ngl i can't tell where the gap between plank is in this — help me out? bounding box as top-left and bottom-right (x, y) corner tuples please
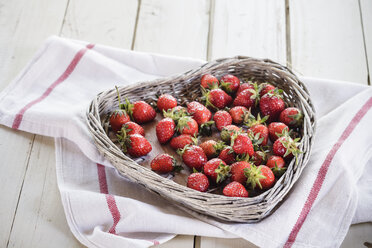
(6, 134), (36, 248)
(285, 0), (292, 69)
(131, 0), (142, 50)
(59, 0), (71, 36)
(358, 0), (371, 86)
(206, 0), (215, 61)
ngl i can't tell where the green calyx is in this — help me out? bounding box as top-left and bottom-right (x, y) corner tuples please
(215, 162), (231, 183)
(117, 127), (131, 153)
(247, 130), (264, 149)
(201, 87), (219, 111)
(171, 158), (184, 173)
(288, 111), (303, 126)
(271, 162), (287, 178)
(280, 136), (302, 164)
(176, 116), (193, 133)
(163, 107), (188, 122)
(247, 82), (261, 106)
(213, 141), (226, 154)
(200, 121), (214, 136)
(265, 87), (284, 99)
(244, 165), (266, 190)
(122, 97), (134, 120)
(243, 113), (268, 128)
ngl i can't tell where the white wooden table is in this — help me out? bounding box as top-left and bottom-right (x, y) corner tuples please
(0, 0), (371, 247)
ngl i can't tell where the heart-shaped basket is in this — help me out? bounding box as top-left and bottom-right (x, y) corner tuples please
(86, 56), (316, 223)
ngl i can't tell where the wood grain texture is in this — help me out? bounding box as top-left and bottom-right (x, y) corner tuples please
(7, 136), (84, 248)
(209, 0), (286, 64)
(360, 0), (372, 84)
(133, 0), (210, 60)
(60, 0), (138, 48)
(200, 237), (258, 248)
(0, 0), (68, 247)
(289, 0), (368, 84)
(340, 223), (372, 248)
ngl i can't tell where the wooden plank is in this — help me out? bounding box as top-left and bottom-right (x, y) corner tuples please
(60, 0), (138, 48)
(360, 0), (372, 84)
(341, 223), (372, 248)
(200, 237), (258, 248)
(7, 136), (84, 248)
(157, 235), (195, 248)
(133, 0), (210, 60)
(209, 0), (287, 64)
(289, 0), (368, 84)
(0, 0), (68, 247)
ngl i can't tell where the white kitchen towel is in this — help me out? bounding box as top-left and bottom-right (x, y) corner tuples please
(0, 36), (371, 248)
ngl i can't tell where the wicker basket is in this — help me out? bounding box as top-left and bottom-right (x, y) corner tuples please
(86, 56), (316, 223)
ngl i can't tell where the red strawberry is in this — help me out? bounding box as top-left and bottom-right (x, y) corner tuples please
(199, 140), (225, 159)
(218, 147), (236, 165)
(110, 109), (130, 132)
(118, 134), (152, 157)
(229, 106), (249, 124)
(279, 107), (303, 127)
(259, 90), (285, 122)
(203, 158), (230, 183)
(266, 155), (286, 177)
(151, 154), (181, 173)
(187, 173), (209, 192)
(178, 145), (207, 170)
(259, 83), (276, 97)
(177, 116), (198, 136)
(236, 82), (253, 95)
(232, 134), (254, 156)
(213, 110), (232, 131)
(156, 118), (175, 144)
(157, 94), (177, 112)
(170, 134), (195, 150)
(223, 181), (248, 197)
(273, 136), (301, 161)
(220, 125), (241, 143)
(230, 161), (251, 184)
(268, 122), (288, 142)
(233, 89), (258, 109)
(244, 164), (268, 189)
(205, 89), (232, 109)
(258, 165), (275, 189)
(248, 124), (269, 146)
(121, 121), (145, 136)
(220, 74), (240, 94)
(125, 100), (156, 124)
(252, 150), (267, 166)
(187, 101), (212, 125)
(201, 74), (219, 89)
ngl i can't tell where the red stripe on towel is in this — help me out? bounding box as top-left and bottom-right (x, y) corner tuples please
(12, 43), (95, 129)
(284, 97), (372, 247)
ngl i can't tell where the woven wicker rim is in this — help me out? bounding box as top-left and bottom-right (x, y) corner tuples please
(86, 56), (316, 223)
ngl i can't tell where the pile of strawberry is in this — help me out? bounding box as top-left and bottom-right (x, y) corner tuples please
(109, 74), (303, 198)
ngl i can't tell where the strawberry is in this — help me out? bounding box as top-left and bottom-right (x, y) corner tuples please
(201, 74), (219, 89)
(248, 124), (268, 146)
(231, 133), (254, 156)
(245, 165), (275, 189)
(220, 125), (241, 143)
(118, 133), (152, 157)
(218, 147), (236, 165)
(157, 94), (177, 112)
(177, 116), (198, 136)
(273, 136), (301, 162)
(125, 99), (156, 124)
(233, 88), (258, 109)
(203, 158), (230, 183)
(236, 82), (253, 95)
(259, 83), (276, 97)
(199, 140), (225, 159)
(110, 109), (130, 132)
(268, 122), (288, 142)
(178, 145), (207, 170)
(259, 89), (285, 122)
(220, 74), (240, 94)
(213, 110), (232, 131)
(170, 134), (196, 150)
(121, 121), (145, 136)
(204, 88), (232, 110)
(252, 150), (268, 166)
(230, 161), (251, 184)
(279, 107), (303, 127)
(187, 173), (210, 192)
(163, 106), (187, 121)
(187, 101), (212, 125)
(266, 155), (286, 177)
(151, 154), (181, 173)
(156, 118), (175, 144)
(229, 106), (249, 124)
(223, 181), (248, 197)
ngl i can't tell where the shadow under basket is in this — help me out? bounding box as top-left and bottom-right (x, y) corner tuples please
(86, 56), (316, 223)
